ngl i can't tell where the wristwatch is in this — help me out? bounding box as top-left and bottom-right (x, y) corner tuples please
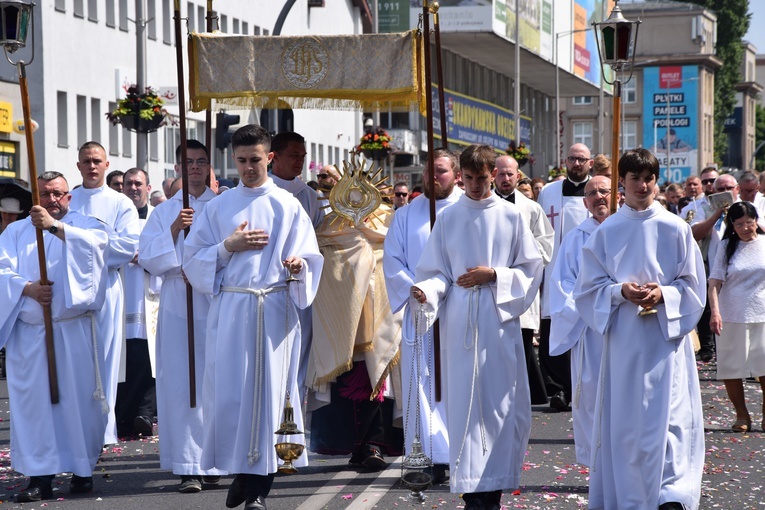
(48, 221), (59, 234)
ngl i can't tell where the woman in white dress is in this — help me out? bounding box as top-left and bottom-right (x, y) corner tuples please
(709, 201), (765, 433)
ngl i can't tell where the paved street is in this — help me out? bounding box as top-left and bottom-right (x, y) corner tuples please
(0, 360), (762, 509)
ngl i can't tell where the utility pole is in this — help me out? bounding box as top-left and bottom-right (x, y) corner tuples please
(136, 0), (148, 170)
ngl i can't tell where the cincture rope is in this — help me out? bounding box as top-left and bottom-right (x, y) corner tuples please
(59, 311), (108, 414)
(221, 285), (287, 465)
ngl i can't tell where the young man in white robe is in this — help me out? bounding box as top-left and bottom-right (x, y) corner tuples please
(69, 141), (140, 445)
(383, 148), (462, 483)
(412, 144), (543, 510)
(183, 125), (323, 510)
(138, 140), (224, 493)
(0, 172), (109, 502)
(536, 143), (592, 411)
(573, 148), (706, 510)
(548, 175), (616, 466)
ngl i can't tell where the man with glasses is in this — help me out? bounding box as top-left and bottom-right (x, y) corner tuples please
(690, 173), (739, 363)
(4, 172), (110, 502)
(549, 175), (618, 467)
(536, 143), (593, 412)
(70, 142), (140, 446)
(392, 182), (409, 209)
(139, 139), (224, 493)
(680, 167), (717, 222)
(317, 165), (341, 190)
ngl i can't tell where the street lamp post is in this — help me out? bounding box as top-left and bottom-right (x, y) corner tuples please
(592, 0), (640, 213)
(0, 0), (59, 403)
(555, 28), (591, 171)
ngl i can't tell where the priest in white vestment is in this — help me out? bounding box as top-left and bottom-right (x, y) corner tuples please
(383, 148), (462, 481)
(139, 140), (224, 493)
(536, 143), (592, 411)
(412, 145), (542, 510)
(549, 175), (615, 467)
(573, 149), (705, 510)
(183, 125), (323, 510)
(0, 173), (109, 503)
(70, 142), (140, 445)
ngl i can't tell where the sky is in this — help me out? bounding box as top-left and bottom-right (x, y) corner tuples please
(745, 5), (764, 55)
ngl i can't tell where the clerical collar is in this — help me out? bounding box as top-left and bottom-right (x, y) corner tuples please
(137, 203), (149, 219)
(494, 188), (514, 203)
(562, 176), (590, 197)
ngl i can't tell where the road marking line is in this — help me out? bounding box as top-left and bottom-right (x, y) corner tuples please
(294, 468), (362, 510)
(344, 457), (402, 510)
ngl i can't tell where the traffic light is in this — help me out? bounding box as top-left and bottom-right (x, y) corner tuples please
(216, 112), (240, 150)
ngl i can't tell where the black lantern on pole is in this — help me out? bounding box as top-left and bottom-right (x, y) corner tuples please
(0, 0), (34, 57)
(592, 0), (640, 214)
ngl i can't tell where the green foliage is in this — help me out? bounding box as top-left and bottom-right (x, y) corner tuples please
(686, 0), (751, 163)
(755, 102), (765, 170)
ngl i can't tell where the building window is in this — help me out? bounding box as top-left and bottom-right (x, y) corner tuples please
(253, 24), (260, 35)
(88, 0), (97, 21)
(55, 0), (66, 12)
(163, 0), (171, 44)
(147, 0), (157, 39)
(123, 128), (133, 157)
(623, 79), (637, 104)
(242, 21), (248, 34)
(573, 122), (593, 148)
(262, 28), (269, 35)
(108, 101), (119, 155)
(573, 96), (592, 105)
(220, 14), (227, 33)
(74, 0), (84, 18)
(106, 0), (115, 27)
(90, 98), (101, 143)
(233, 18), (239, 34)
(165, 127), (180, 165)
(150, 131), (159, 161)
(187, 2), (195, 32)
(621, 120), (637, 151)
(119, 0), (128, 31)
(76, 95), (87, 148)
(197, 5), (204, 32)
(57, 92), (68, 148)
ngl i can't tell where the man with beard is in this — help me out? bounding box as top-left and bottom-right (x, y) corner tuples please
(536, 143), (592, 412)
(494, 155), (553, 405)
(1, 172), (109, 502)
(549, 175), (617, 466)
(383, 148), (462, 482)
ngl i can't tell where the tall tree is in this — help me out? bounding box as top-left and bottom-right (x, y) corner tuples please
(687, 0), (751, 163)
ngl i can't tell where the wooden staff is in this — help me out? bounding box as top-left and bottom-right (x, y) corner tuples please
(422, 5), (442, 403)
(433, 5), (448, 146)
(19, 62), (59, 404)
(174, 0), (197, 408)
(609, 79), (622, 214)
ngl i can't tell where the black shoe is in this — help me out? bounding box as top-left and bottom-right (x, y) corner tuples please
(550, 391), (571, 412)
(462, 492), (488, 510)
(133, 415), (155, 436)
(70, 474), (94, 494)
(179, 475), (202, 493)
(659, 503), (686, 510)
(226, 474), (247, 508)
(361, 445), (387, 470)
(696, 350), (714, 363)
(431, 464), (449, 485)
(202, 475), (221, 487)
(245, 494), (267, 510)
(17, 477), (54, 503)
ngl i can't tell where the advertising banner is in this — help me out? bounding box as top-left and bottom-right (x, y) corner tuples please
(430, 85), (532, 150)
(410, 1), (492, 32)
(642, 65), (699, 184)
(493, 0), (553, 60)
(572, 0), (614, 88)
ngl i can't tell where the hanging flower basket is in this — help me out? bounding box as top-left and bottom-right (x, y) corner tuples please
(506, 141), (533, 167)
(357, 127), (393, 160)
(105, 85), (176, 134)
